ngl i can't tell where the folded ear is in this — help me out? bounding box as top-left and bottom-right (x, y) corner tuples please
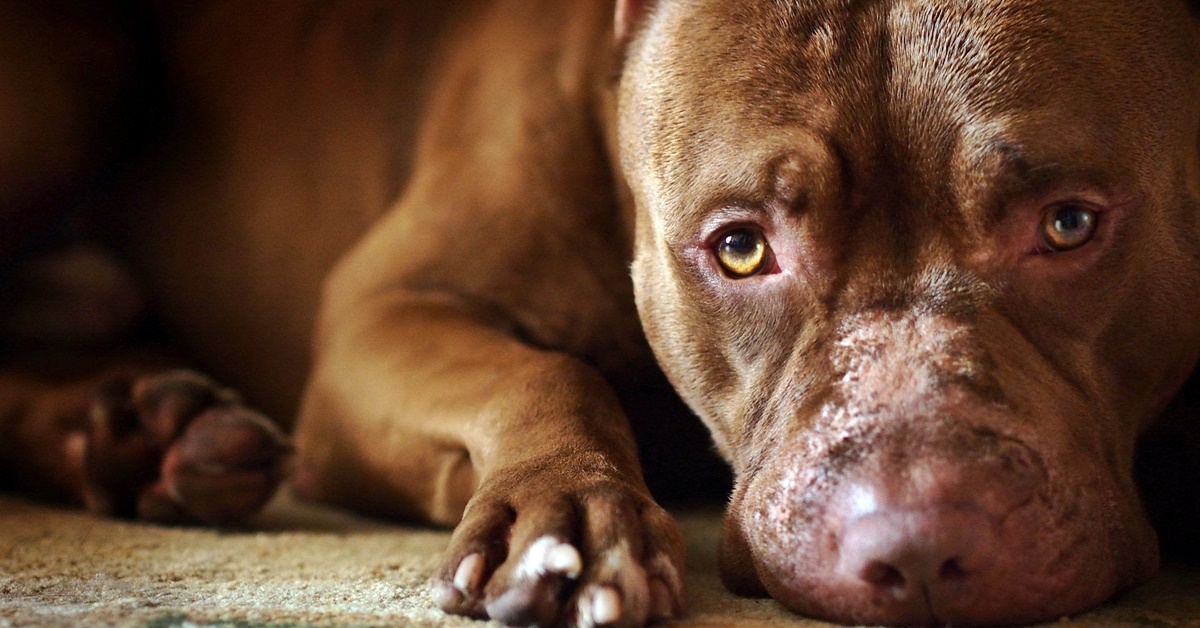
(615, 0), (652, 46)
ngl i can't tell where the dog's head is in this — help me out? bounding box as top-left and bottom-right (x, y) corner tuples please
(616, 0), (1200, 624)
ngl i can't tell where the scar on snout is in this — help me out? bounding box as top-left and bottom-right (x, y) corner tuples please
(515, 535), (583, 581)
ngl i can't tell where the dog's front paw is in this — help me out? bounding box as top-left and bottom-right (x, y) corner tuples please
(82, 370), (291, 526)
(430, 457), (686, 627)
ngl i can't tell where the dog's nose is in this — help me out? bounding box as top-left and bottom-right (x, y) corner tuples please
(837, 506), (995, 606)
(741, 426), (1157, 626)
(829, 450), (1044, 622)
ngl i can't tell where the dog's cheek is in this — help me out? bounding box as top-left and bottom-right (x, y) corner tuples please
(718, 485), (770, 597)
(631, 252), (742, 452)
(729, 448), (845, 615)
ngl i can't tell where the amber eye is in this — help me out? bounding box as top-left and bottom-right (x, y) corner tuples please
(1041, 204), (1097, 252)
(715, 229), (771, 277)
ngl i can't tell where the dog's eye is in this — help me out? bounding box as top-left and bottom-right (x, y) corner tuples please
(1040, 204), (1097, 252)
(715, 229), (771, 277)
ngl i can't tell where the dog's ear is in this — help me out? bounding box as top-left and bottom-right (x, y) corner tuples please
(615, 0), (654, 46)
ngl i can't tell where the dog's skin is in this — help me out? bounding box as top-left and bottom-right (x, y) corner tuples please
(1, 0), (1199, 626)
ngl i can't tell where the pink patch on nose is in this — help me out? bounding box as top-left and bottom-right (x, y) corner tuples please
(837, 507), (996, 610)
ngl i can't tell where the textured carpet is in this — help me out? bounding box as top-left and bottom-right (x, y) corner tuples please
(1, 491), (1198, 628)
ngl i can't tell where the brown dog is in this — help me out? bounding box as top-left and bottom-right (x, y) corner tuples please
(2, 0), (1199, 626)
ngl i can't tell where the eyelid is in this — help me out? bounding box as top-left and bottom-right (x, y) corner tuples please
(702, 219), (771, 252)
(698, 206), (771, 242)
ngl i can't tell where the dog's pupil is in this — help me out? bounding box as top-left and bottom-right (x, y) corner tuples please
(1053, 206), (1095, 238)
(1041, 206), (1095, 252)
(725, 232), (758, 255)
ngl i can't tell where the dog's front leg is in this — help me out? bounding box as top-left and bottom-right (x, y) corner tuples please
(294, 288), (684, 626)
(290, 4), (683, 622)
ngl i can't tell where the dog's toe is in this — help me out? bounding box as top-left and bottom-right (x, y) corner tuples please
(569, 494), (686, 627)
(431, 467), (686, 627)
(82, 369), (290, 526)
(434, 494), (581, 624)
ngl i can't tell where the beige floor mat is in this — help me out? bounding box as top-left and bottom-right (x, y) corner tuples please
(1, 492), (1198, 627)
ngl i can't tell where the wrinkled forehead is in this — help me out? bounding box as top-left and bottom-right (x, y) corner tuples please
(618, 0), (1197, 231)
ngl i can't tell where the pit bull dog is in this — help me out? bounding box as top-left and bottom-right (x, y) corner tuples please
(1, 0), (1199, 626)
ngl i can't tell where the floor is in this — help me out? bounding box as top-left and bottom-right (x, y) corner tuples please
(1, 491), (1198, 627)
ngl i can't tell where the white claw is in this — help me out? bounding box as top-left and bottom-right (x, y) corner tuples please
(453, 553), (485, 594)
(649, 578), (674, 619)
(647, 552), (683, 598)
(516, 536), (583, 580)
(546, 543), (583, 578)
(63, 432), (87, 471)
(590, 586), (622, 626)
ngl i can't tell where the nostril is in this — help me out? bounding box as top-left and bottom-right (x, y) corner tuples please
(857, 557), (968, 592)
(862, 561), (907, 591)
(938, 557), (968, 583)
(838, 506), (998, 601)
